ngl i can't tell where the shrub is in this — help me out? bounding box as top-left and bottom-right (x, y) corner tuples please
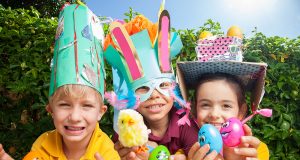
(0, 6), (299, 159)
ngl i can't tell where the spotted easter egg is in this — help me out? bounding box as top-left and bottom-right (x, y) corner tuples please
(220, 117), (245, 147)
(198, 124), (223, 153)
(149, 145), (170, 160)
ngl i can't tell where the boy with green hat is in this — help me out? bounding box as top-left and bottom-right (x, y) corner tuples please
(0, 3), (120, 160)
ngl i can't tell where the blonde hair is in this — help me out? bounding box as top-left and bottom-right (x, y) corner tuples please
(49, 84), (103, 105)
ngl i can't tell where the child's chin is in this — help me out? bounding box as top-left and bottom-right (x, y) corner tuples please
(62, 133), (88, 142)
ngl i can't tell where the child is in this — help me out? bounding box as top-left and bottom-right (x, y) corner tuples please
(1, 3), (120, 160)
(176, 31), (269, 159)
(103, 10), (198, 159)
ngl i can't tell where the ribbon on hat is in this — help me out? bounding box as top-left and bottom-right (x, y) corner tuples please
(169, 83), (191, 126)
(110, 22), (144, 81)
(158, 10), (171, 73)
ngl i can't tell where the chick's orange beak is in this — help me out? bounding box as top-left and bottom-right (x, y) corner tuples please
(128, 119), (135, 126)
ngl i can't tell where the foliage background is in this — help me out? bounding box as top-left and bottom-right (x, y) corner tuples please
(0, 4), (299, 160)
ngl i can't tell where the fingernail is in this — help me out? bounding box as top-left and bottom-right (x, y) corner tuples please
(169, 155), (174, 160)
(234, 148), (239, 153)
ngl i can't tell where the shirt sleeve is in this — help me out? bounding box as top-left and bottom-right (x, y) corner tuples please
(257, 142), (269, 160)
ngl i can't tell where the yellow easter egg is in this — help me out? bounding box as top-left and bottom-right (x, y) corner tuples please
(227, 26), (243, 39)
(199, 31), (213, 39)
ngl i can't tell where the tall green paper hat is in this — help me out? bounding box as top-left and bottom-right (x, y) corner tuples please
(49, 3), (105, 97)
(104, 10), (182, 99)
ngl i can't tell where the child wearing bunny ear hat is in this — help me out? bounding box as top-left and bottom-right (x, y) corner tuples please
(104, 10), (198, 159)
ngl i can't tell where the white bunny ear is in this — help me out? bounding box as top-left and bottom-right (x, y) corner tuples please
(109, 22), (144, 81)
(157, 10), (171, 73)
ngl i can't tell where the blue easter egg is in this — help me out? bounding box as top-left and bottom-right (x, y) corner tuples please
(198, 124), (223, 153)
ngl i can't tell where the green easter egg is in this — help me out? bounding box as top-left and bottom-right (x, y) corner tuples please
(149, 145), (170, 160)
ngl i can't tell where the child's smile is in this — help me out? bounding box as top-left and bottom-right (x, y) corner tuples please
(48, 86), (105, 144)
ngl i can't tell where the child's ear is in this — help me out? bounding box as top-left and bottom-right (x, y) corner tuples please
(238, 103), (248, 120)
(46, 104), (52, 113)
(46, 104), (53, 117)
(98, 105), (107, 121)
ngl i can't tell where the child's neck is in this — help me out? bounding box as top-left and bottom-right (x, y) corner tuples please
(62, 140), (89, 159)
(147, 115), (170, 138)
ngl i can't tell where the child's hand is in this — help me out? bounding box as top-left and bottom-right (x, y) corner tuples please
(114, 141), (149, 160)
(223, 124), (260, 160)
(188, 142), (223, 160)
(170, 154), (187, 160)
(0, 144), (14, 160)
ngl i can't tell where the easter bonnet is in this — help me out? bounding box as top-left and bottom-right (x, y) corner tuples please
(176, 27), (267, 112)
(49, 2), (106, 97)
(103, 9), (191, 128)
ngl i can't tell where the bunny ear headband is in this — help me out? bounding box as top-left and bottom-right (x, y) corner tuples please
(104, 10), (191, 126)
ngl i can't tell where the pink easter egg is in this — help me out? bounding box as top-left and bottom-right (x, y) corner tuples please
(220, 117), (244, 147)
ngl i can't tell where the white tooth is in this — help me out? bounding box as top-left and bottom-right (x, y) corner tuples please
(68, 127), (82, 131)
(149, 105), (161, 109)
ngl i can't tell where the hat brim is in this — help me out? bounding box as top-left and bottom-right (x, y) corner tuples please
(176, 61), (267, 111)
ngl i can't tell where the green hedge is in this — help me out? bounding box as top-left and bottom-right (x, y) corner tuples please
(0, 6), (299, 159)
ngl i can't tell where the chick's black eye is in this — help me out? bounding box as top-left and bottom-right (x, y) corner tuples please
(121, 120), (124, 124)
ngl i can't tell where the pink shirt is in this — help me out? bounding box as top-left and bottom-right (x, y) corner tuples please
(148, 107), (198, 155)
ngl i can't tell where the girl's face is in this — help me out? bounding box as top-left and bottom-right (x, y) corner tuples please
(47, 85), (107, 145)
(196, 80), (245, 130)
(136, 82), (174, 124)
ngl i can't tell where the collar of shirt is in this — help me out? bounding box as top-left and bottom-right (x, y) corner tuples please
(41, 123), (102, 159)
(148, 107), (180, 144)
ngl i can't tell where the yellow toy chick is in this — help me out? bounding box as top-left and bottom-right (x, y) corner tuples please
(118, 109), (150, 152)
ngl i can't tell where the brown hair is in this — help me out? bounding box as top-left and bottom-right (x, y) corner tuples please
(192, 73), (247, 117)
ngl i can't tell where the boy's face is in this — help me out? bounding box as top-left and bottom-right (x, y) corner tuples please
(47, 85), (107, 145)
(195, 80), (245, 130)
(136, 82), (174, 123)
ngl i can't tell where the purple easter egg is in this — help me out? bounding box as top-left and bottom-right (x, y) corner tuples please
(220, 118), (244, 147)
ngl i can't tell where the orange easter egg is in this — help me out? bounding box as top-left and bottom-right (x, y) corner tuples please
(227, 26), (243, 39)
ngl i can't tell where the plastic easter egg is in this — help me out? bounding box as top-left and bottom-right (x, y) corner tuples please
(220, 117), (245, 147)
(199, 31), (213, 40)
(198, 124), (223, 153)
(227, 25), (243, 39)
(149, 145), (170, 160)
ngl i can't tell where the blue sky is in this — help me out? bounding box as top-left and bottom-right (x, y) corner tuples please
(86, 0), (300, 39)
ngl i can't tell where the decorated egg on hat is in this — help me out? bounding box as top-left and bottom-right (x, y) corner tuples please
(198, 31), (213, 40)
(227, 25), (243, 39)
(149, 145), (170, 160)
(198, 124), (223, 153)
(220, 117), (245, 147)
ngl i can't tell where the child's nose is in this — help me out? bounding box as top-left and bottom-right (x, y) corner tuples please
(210, 107), (221, 119)
(148, 89), (161, 99)
(68, 108), (82, 122)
